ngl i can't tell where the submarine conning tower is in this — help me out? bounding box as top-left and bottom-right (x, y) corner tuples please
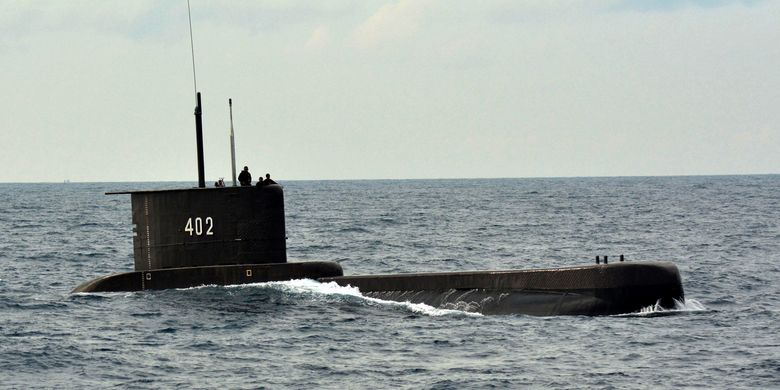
(108, 184), (287, 271)
(110, 91), (287, 271)
(72, 92), (342, 294)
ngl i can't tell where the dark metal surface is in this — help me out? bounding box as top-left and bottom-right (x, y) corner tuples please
(195, 92), (205, 188)
(323, 262), (684, 316)
(72, 261), (343, 293)
(131, 185), (286, 270)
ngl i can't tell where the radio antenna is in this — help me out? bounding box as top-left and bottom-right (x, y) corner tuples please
(187, 0), (198, 97)
(187, 1), (205, 187)
(229, 99), (237, 186)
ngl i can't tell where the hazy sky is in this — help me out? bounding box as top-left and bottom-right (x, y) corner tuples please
(1, 0), (778, 182)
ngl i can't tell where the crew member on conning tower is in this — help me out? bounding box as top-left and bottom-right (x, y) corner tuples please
(238, 166), (252, 186)
(263, 173), (277, 185)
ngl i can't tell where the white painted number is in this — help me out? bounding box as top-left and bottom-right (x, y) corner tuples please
(206, 217), (214, 235)
(195, 217), (202, 235)
(185, 217), (214, 236)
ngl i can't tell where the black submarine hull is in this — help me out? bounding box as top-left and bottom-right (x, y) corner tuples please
(322, 261), (684, 316)
(72, 258), (683, 316)
(71, 261), (343, 293)
(72, 185), (685, 315)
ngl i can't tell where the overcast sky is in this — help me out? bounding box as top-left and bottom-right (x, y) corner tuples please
(1, 0), (778, 182)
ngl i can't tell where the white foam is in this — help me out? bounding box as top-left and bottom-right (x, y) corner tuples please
(218, 279), (483, 317)
(622, 298), (707, 317)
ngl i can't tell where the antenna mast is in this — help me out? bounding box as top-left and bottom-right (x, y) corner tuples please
(188, 0), (205, 188)
(187, 0), (198, 97)
(229, 99), (237, 186)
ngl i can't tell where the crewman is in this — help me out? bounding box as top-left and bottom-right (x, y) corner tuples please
(238, 166), (252, 186)
(263, 173), (277, 185)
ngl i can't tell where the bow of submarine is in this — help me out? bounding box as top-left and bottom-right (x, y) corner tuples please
(319, 261), (684, 316)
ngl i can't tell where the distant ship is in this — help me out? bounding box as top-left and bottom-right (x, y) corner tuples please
(72, 92), (685, 316)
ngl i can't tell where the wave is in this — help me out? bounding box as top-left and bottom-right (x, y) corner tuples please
(184, 279), (482, 318)
(616, 298), (707, 317)
(336, 227), (371, 233)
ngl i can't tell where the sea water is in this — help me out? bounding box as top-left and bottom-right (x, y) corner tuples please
(1, 176), (778, 388)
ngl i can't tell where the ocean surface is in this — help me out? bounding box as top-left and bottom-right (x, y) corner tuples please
(1, 176), (778, 389)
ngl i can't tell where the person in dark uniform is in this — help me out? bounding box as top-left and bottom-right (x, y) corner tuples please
(263, 173), (277, 185)
(238, 166), (252, 186)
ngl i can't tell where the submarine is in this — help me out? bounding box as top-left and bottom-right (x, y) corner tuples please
(72, 92), (685, 316)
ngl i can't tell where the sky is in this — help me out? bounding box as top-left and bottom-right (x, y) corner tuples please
(1, 0), (778, 182)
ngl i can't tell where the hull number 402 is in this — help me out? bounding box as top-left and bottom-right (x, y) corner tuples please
(185, 217), (214, 236)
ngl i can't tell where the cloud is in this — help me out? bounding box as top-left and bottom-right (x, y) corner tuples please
(487, 0), (611, 23)
(353, 0), (434, 49)
(304, 26), (331, 50)
(0, 1), (184, 52)
(609, 0), (765, 12)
